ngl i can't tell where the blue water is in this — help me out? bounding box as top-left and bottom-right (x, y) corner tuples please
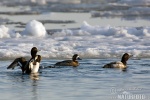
(0, 59), (150, 100)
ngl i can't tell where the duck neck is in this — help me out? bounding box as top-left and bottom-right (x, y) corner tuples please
(72, 58), (77, 62)
(121, 59), (127, 65)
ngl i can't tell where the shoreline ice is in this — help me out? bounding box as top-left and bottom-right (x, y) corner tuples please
(0, 20), (149, 59)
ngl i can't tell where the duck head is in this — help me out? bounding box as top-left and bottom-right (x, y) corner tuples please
(121, 53), (133, 65)
(72, 54), (82, 61)
(31, 47), (38, 59)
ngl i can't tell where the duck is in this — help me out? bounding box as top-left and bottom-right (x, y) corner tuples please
(54, 54), (82, 67)
(7, 47), (41, 74)
(103, 53), (133, 69)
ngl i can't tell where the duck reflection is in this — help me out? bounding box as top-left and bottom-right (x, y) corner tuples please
(30, 73), (40, 80)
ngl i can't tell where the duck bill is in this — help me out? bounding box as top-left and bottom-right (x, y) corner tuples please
(77, 57), (82, 60)
(129, 54), (133, 58)
(37, 49), (41, 52)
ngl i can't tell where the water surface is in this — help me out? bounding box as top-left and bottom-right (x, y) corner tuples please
(1, 59), (150, 100)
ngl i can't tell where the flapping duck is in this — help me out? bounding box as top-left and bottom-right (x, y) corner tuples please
(7, 47), (41, 74)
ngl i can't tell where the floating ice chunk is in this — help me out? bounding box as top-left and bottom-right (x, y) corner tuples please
(118, 0), (150, 6)
(0, 25), (19, 38)
(22, 20), (47, 37)
(143, 29), (150, 37)
(0, 25), (11, 38)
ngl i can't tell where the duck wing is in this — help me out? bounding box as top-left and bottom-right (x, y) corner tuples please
(55, 60), (72, 66)
(7, 57), (26, 69)
(103, 61), (123, 68)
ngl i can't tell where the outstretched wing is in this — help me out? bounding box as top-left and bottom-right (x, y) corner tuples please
(7, 57), (26, 69)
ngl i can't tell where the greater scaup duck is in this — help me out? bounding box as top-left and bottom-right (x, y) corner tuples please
(103, 53), (133, 69)
(7, 47), (41, 74)
(54, 54), (82, 67)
